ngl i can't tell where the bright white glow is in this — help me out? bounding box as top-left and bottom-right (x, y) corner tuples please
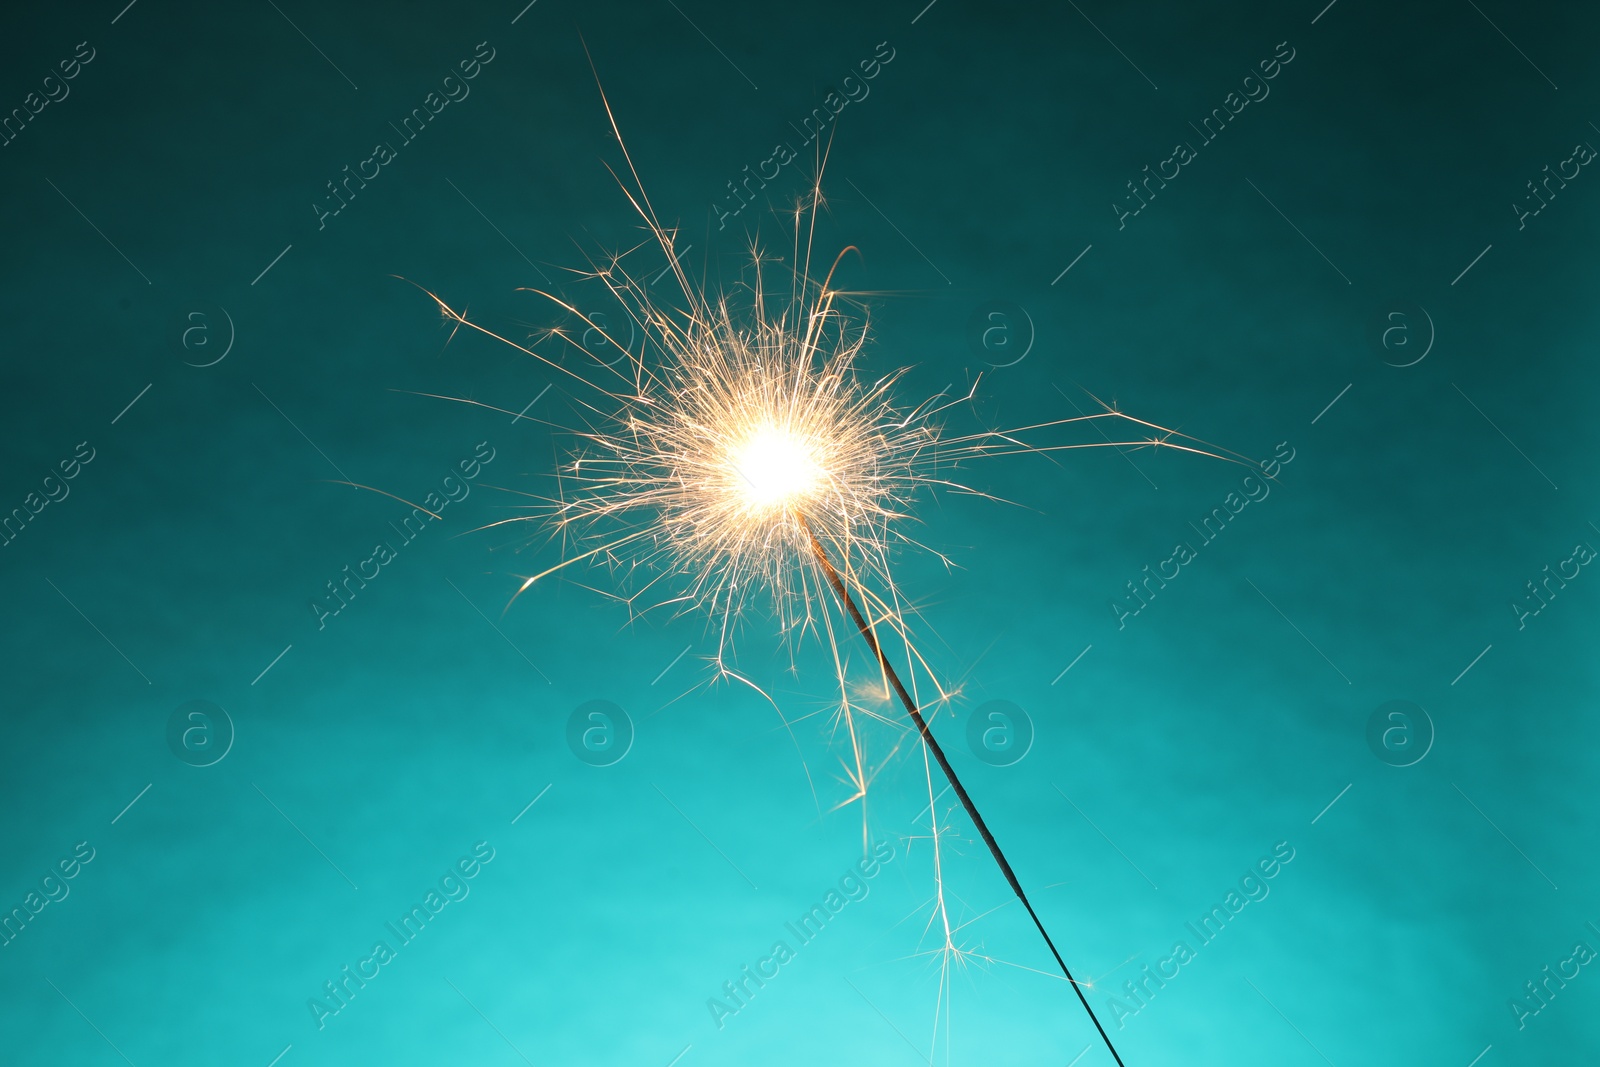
(731, 424), (821, 510)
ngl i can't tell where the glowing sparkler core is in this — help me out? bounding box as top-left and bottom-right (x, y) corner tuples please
(728, 422), (824, 513)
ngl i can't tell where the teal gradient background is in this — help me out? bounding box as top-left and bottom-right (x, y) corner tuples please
(1, 0), (1597, 1064)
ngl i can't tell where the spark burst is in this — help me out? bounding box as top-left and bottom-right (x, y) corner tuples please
(418, 70), (1255, 1066)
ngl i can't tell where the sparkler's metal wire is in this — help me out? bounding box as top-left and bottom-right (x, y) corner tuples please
(800, 513), (1128, 1067)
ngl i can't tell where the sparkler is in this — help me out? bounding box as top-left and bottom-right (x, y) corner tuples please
(418, 67), (1256, 1065)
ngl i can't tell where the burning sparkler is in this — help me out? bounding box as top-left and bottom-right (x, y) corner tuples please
(417, 67), (1257, 1066)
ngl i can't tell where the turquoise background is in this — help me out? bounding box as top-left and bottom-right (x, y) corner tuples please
(1, 0), (1597, 1063)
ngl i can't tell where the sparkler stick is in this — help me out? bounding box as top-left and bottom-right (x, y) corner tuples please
(412, 195), (1246, 1061)
(800, 514), (1127, 1067)
(406, 54), (1261, 1060)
